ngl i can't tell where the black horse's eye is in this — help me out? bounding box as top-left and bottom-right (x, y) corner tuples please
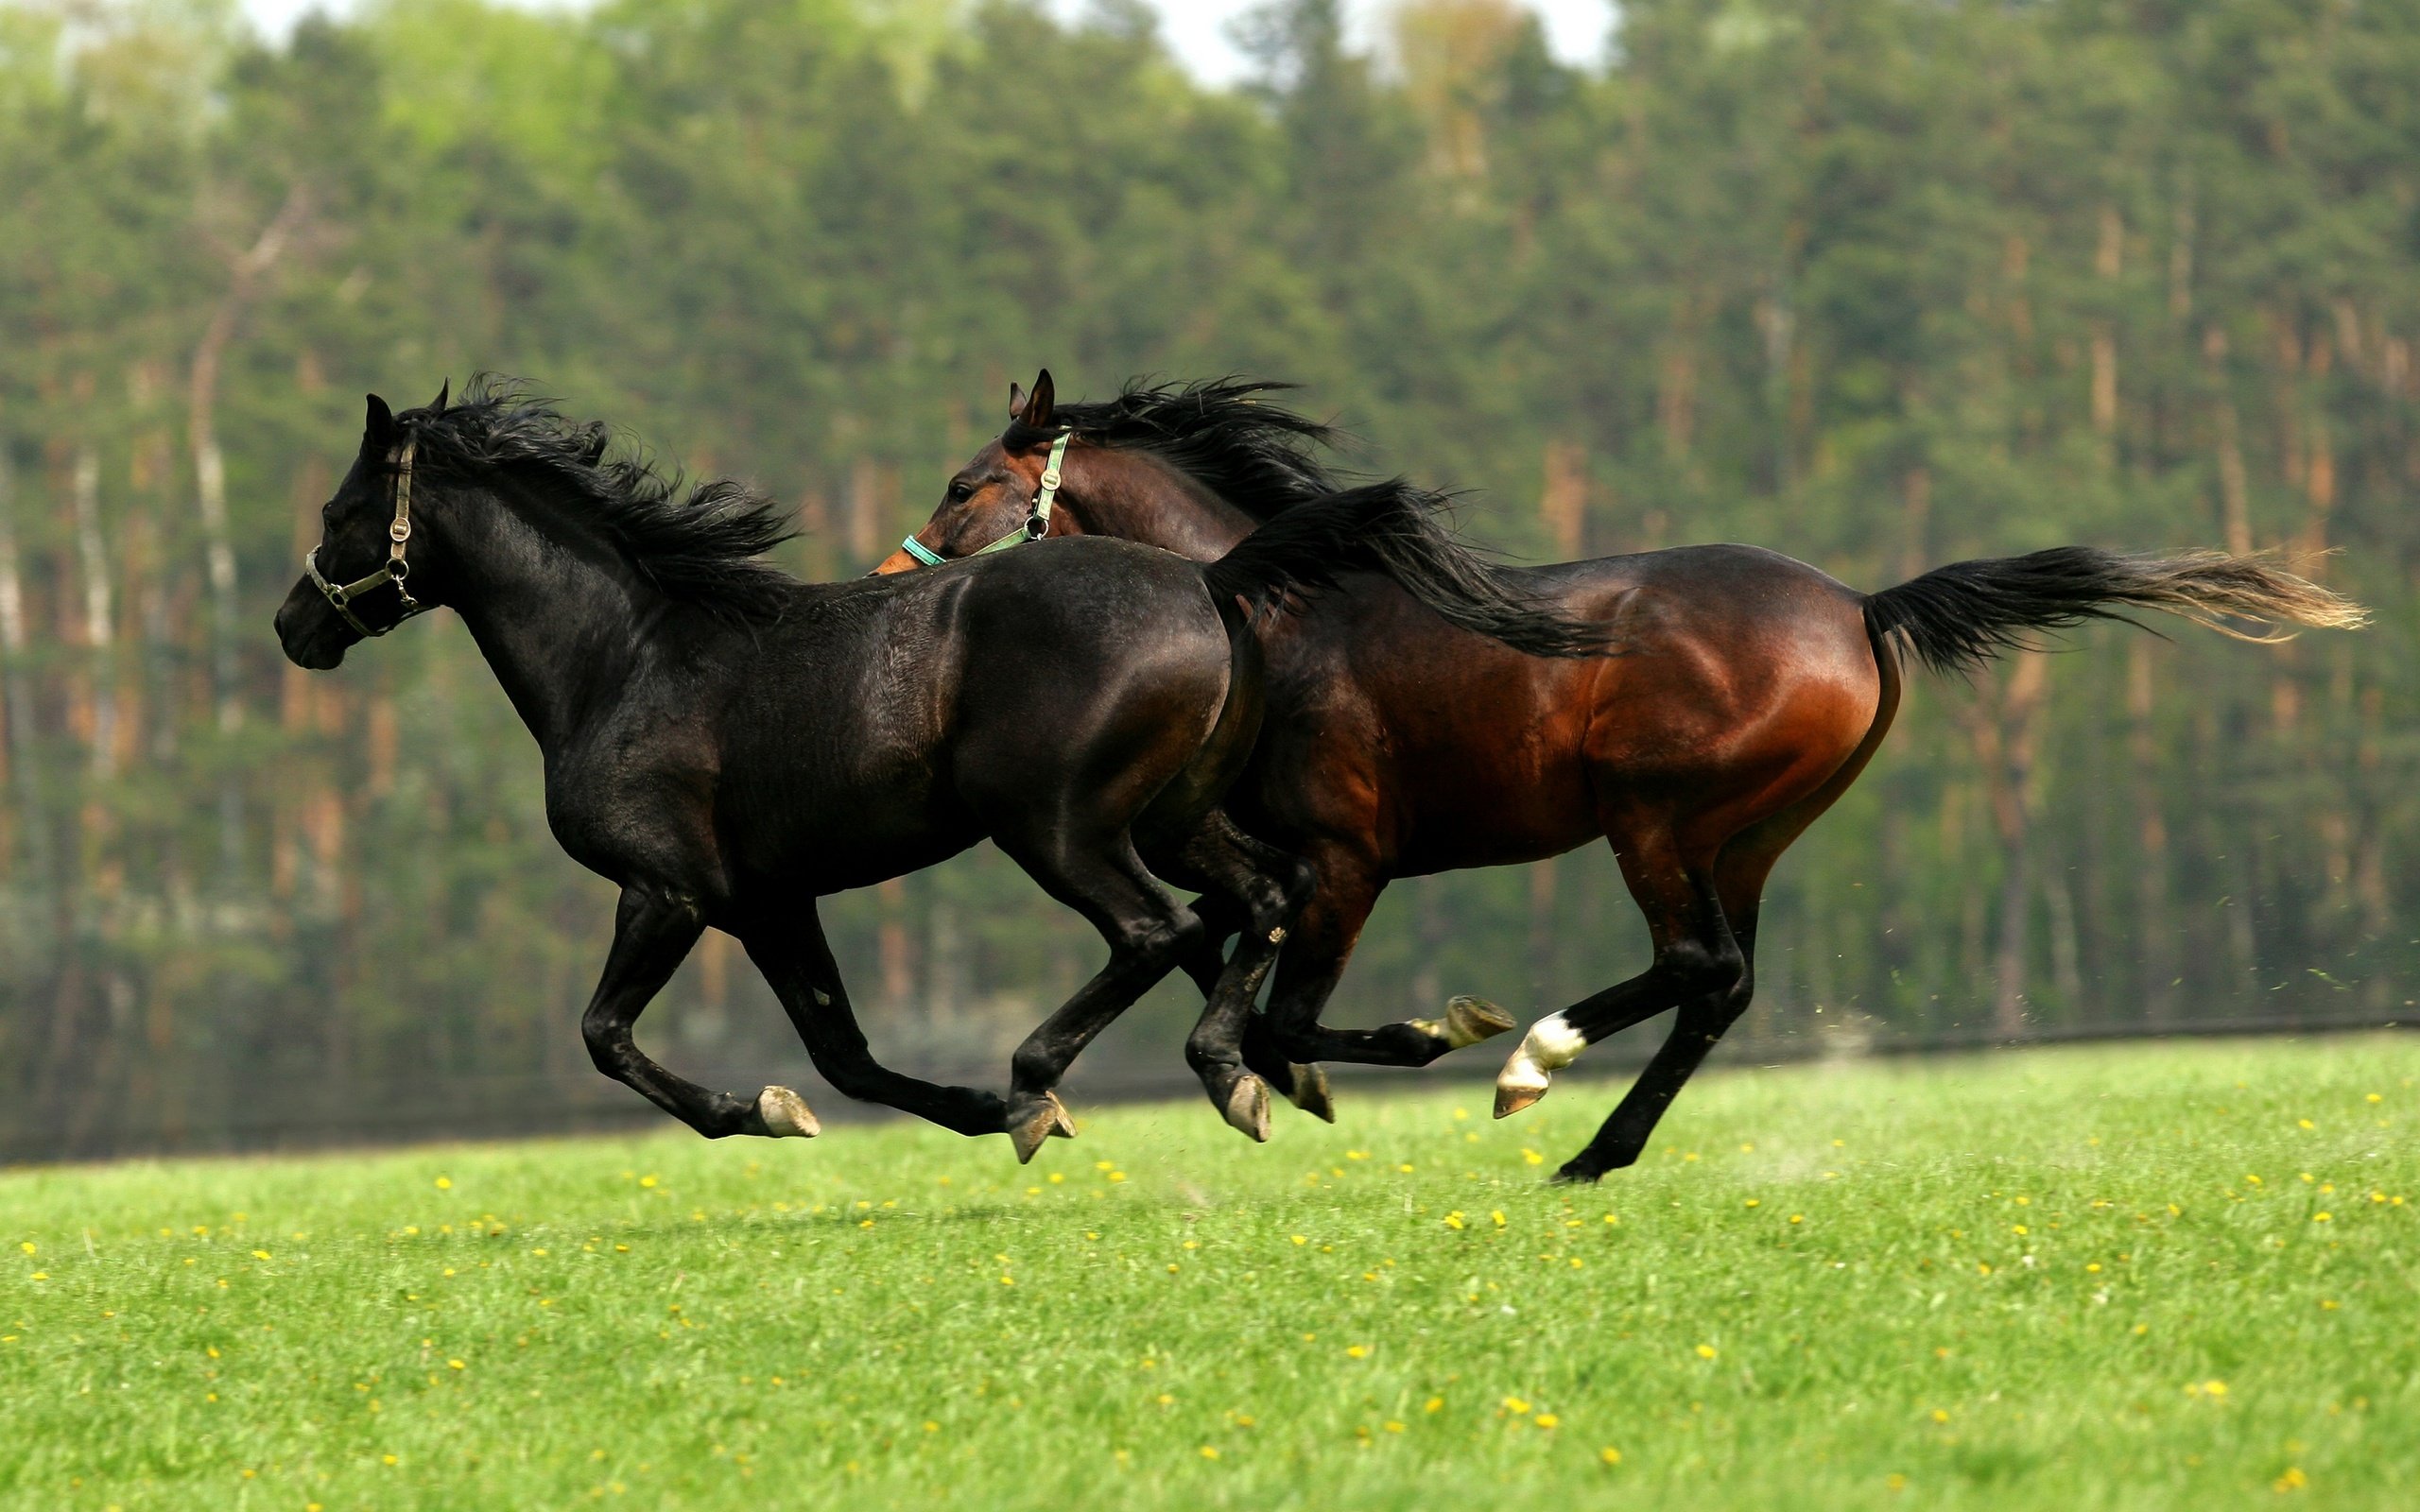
(945, 481), (973, 505)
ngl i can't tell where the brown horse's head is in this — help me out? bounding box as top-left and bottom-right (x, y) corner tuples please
(874, 370), (1072, 573)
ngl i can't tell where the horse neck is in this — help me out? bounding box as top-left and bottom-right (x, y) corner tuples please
(431, 470), (664, 751)
(1065, 449), (1260, 559)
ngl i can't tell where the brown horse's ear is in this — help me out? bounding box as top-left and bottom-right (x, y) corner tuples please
(1007, 380), (1027, 421)
(1017, 369), (1055, 430)
(427, 379), (450, 415)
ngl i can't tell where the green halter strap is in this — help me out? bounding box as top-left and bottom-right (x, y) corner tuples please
(898, 428), (1071, 567)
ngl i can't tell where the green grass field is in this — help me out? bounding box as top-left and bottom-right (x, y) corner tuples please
(3, 1038), (2414, 1511)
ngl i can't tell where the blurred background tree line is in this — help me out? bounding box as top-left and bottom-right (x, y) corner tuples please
(3, 0), (2414, 1159)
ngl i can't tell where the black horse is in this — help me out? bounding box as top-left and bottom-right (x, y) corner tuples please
(274, 383), (1596, 1156)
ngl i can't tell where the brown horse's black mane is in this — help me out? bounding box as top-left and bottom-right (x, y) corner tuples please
(1003, 377), (1348, 523)
(403, 378), (796, 621)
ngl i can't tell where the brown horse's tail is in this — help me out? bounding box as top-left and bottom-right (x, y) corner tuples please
(1200, 479), (1616, 657)
(1863, 546), (2366, 677)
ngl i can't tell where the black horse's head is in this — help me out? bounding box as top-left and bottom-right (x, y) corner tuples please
(276, 387), (455, 669)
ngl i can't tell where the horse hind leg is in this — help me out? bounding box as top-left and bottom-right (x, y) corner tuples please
(1147, 809), (1315, 1141)
(1549, 633), (1905, 1180)
(1492, 826), (1743, 1122)
(993, 826), (1205, 1162)
(1170, 865), (1337, 1124)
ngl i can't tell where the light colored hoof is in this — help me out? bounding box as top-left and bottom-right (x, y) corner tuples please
(756, 1085), (820, 1138)
(1409, 995), (1517, 1051)
(1288, 1063), (1337, 1124)
(1494, 1061), (1549, 1119)
(1010, 1092), (1071, 1164)
(1494, 1013), (1582, 1117)
(1221, 1074), (1272, 1143)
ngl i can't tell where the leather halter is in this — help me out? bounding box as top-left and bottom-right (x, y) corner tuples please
(898, 429), (1072, 567)
(305, 436), (430, 637)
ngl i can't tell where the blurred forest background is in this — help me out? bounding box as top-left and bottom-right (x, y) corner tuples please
(4, 0), (2415, 1160)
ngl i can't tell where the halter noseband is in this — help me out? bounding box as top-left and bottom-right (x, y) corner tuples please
(305, 436), (431, 638)
(898, 429), (1072, 568)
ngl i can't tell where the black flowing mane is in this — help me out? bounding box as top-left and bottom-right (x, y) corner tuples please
(1003, 377), (1349, 522)
(402, 379), (796, 621)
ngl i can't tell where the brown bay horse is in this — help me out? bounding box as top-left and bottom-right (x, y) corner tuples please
(881, 375), (2365, 1182)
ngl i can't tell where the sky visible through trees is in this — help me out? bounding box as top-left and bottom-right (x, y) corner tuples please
(3, 0), (2414, 1160)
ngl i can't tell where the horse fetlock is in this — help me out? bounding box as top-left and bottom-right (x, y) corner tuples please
(1494, 1013), (1584, 1119)
(753, 1085), (820, 1139)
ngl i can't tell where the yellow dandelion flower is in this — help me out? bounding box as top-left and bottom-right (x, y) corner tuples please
(1346, 1345), (1369, 1359)
(2367, 1093), (2382, 1104)
(1599, 1447), (1623, 1466)
(2313, 1212), (2332, 1224)
(923, 1421), (940, 1433)
(1503, 1396), (1531, 1415)
(15, 1243), (29, 1255)
(1930, 1409), (1949, 1423)
(2298, 1120), (2314, 1130)
(1744, 1198), (1760, 1209)
(1887, 1473), (1908, 1491)
(1789, 1214), (1804, 1224)
(1443, 1212), (1465, 1230)
(1425, 1397), (1444, 1413)
(382, 1454), (399, 1466)
(1491, 1211), (1508, 1228)
(1199, 1446), (1219, 1460)
(2204, 1380), (2227, 1397)
(1290, 1235), (1307, 1246)
(1695, 1344), (1718, 1360)
(1534, 1414), (1561, 1429)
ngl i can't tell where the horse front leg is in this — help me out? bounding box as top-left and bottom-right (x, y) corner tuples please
(580, 884), (797, 1140)
(740, 907), (1008, 1138)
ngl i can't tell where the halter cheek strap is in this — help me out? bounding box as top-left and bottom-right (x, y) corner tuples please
(898, 429), (1071, 567)
(305, 436), (432, 637)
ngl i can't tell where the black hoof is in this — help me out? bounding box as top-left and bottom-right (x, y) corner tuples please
(1549, 1161), (1604, 1186)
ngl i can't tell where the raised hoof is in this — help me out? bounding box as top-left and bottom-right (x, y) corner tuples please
(1287, 1063), (1338, 1124)
(755, 1085), (821, 1139)
(1008, 1092), (1071, 1164)
(1409, 995), (1518, 1052)
(1221, 1074), (1272, 1143)
(1049, 1099), (1078, 1138)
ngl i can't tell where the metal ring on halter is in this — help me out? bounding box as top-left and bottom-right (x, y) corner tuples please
(895, 429), (1072, 567)
(304, 435), (433, 638)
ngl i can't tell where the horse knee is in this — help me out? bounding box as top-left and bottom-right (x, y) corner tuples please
(580, 1012), (631, 1075)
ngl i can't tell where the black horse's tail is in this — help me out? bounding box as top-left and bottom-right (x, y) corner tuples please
(1199, 479), (1614, 657)
(1864, 546), (2366, 677)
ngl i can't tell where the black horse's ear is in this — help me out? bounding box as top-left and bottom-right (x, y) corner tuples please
(1017, 369), (1055, 429)
(365, 393), (396, 443)
(428, 379), (450, 415)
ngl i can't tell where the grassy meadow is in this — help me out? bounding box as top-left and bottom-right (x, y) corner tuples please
(2, 1037), (2415, 1510)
